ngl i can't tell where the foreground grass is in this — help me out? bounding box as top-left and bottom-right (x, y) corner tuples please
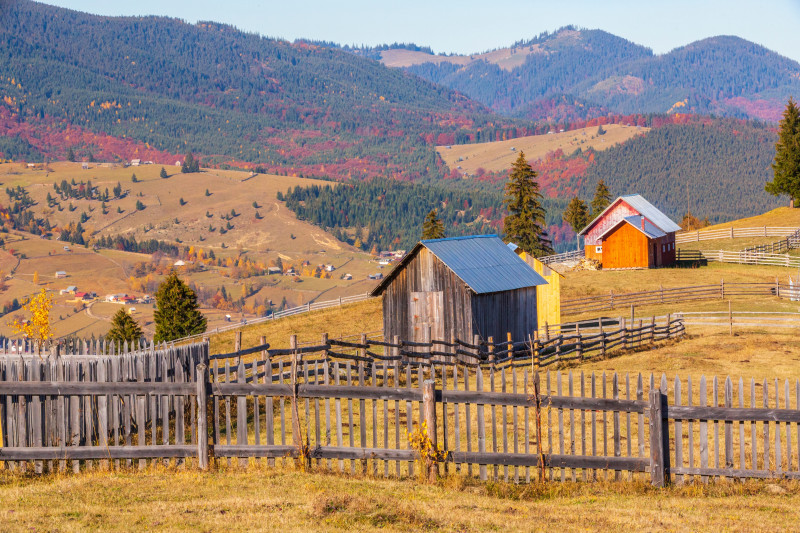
(1, 466), (799, 532)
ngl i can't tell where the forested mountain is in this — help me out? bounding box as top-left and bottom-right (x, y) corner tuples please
(371, 28), (800, 123)
(0, 0), (524, 179)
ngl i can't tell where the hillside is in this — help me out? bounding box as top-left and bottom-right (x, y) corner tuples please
(0, 163), (385, 339)
(377, 28), (800, 122)
(0, 0), (527, 181)
(436, 123), (648, 175)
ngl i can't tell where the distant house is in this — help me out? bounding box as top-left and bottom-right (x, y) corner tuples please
(267, 266), (282, 275)
(342, 273), (353, 281)
(81, 162), (89, 170)
(60, 285), (78, 295)
(370, 235), (548, 344)
(130, 159), (141, 166)
(324, 264), (335, 272)
(173, 260), (186, 267)
(578, 194), (681, 269)
(367, 273), (383, 280)
(55, 271), (67, 279)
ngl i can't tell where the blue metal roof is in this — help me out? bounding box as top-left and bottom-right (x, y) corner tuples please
(619, 195), (681, 233)
(420, 235), (548, 294)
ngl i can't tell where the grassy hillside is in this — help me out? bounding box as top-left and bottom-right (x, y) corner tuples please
(1, 468), (799, 532)
(436, 124), (647, 175)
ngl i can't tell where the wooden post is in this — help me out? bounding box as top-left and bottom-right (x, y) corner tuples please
(487, 336), (495, 365)
(630, 305), (635, 331)
(730, 227), (734, 239)
(600, 320), (606, 359)
(544, 323), (550, 342)
(196, 364), (209, 470)
(507, 332), (513, 359)
(307, 302), (311, 313)
(720, 278), (724, 299)
(619, 316), (626, 350)
(729, 300), (733, 336)
(576, 324), (583, 362)
(422, 379), (437, 483)
(660, 285), (664, 304)
(610, 290), (614, 310)
(234, 331), (242, 354)
(649, 389), (669, 487)
(532, 330), (540, 369)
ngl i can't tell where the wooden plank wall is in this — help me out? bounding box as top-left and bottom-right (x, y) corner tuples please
(602, 222), (650, 269)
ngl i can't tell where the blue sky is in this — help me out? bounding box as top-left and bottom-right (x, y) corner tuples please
(42, 0), (800, 62)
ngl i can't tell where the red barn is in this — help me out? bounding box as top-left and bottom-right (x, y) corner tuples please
(578, 194), (681, 269)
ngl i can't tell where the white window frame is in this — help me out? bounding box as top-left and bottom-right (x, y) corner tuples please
(595, 245), (602, 254)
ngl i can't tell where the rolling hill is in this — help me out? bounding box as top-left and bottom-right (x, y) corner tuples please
(368, 28), (800, 122)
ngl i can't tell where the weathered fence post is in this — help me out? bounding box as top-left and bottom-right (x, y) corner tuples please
(610, 290), (614, 310)
(720, 278), (725, 299)
(648, 389), (669, 487)
(196, 363), (210, 470)
(234, 331), (242, 354)
(576, 324), (583, 362)
(422, 379), (437, 483)
(729, 301), (733, 336)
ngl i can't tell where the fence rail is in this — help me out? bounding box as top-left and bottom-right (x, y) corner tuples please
(539, 249), (585, 265)
(677, 311), (800, 329)
(677, 249), (800, 268)
(675, 226), (800, 244)
(740, 229), (800, 255)
(561, 281), (792, 316)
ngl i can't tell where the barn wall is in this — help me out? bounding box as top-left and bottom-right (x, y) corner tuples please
(381, 247), (473, 343)
(602, 223), (650, 268)
(584, 200), (639, 246)
(519, 252), (560, 328)
(471, 286), (538, 344)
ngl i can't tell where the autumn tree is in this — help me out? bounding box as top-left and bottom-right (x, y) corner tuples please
(766, 97), (800, 205)
(562, 197), (589, 234)
(153, 272), (207, 342)
(106, 308), (144, 347)
(502, 152), (552, 257)
(590, 179), (613, 216)
(10, 288), (53, 348)
(421, 209), (445, 240)
(181, 152), (200, 173)
(32, 270), (39, 286)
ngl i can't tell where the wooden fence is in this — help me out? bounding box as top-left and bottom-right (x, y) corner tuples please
(561, 281), (785, 316)
(675, 226), (800, 244)
(740, 229), (800, 255)
(539, 249), (585, 265)
(676, 249), (800, 268)
(677, 311), (800, 330)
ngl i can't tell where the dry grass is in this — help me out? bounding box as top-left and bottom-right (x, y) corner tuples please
(436, 124), (647, 175)
(700, 207), (800, 230)
(0, 466), (799, 531)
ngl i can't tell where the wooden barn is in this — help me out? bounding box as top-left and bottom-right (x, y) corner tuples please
(507, 243), (562, 331)
(370, 235), (548, 345)
(578, 194), (681, 269)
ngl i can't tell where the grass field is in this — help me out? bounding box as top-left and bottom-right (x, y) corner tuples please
(436, 124), (648, 175)
(698, 207), (800, 230)
(0, 467), (798, 532)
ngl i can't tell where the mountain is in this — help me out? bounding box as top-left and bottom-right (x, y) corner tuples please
(367, 28), (800, 123)
(0, 0), (526, 180)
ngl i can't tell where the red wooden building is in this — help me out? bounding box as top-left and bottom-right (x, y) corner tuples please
(578, 194), (681, 269)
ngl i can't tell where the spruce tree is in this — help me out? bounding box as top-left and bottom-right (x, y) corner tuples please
(160, 167), (168, 179)
(106, 308), (144, 347)
(766, 97), (800, 205)
(153, 272), (207, 342)
(590, 179), (613, 216)
(502, 152), (552, 257)
(181, 152), (200, 173)
(562, 197), (589, 233)
(421, 209), (445, 240)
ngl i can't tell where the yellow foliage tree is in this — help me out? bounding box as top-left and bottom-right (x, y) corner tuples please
(32, 270), (39, 285)
(10, 289), (53, 347)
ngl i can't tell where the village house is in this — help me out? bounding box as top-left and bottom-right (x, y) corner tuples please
(370, 235), (548, 344)
(59, 285), (78, 295)
(578, 194), (681, 269)
(54, 270), (67, 279)
(267, 266), (282, 275)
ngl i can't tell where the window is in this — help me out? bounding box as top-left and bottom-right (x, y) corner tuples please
(595, 245), (602, 254)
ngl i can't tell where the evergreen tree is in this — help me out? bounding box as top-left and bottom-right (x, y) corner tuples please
(421, 209), (445, 239)
(66, 147), (75, 162)
(160, 167), (168, 178)
(153, 271), (207, 342)
(590, 179), (613, 216)
(106, 308), (144, 347)
(181, 152), (200, 173)
(562, 196), (589, 233)
(502, 152), (552, 257)
(766, 97), (800, 205)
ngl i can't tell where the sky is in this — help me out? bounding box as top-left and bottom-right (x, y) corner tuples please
(40, 0), (800, 62)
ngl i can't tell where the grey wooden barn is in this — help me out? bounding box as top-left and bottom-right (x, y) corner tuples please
(370, 235), (548, 345)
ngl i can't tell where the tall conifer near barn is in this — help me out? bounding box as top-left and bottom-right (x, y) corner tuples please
(106, 308), (144, 347)
(766, 97), (800, 205)
(181, 152), (200, 173)
(502, 152), (552, 257)
(421, 209), (445, 239)
(562, 197), (589, 233)
(153, 271), (207, 342)
(590, 179), (613, 216)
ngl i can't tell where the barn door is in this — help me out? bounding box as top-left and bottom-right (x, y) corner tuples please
(410, 291), (444, 346)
